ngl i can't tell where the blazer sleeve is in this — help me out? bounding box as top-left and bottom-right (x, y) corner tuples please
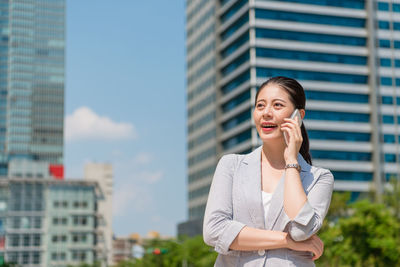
(203, 154), (246, 255)
(283, 169), (334, 241)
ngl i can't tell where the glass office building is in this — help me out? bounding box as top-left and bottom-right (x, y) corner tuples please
(182, 0), (400, 234)
(0, 0), (65, 176)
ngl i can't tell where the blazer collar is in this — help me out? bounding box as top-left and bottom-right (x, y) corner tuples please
(240, 145), (312, 229)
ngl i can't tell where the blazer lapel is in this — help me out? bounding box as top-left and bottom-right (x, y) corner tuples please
(266, 153), (312, 230)
(239, 146), (265, 228)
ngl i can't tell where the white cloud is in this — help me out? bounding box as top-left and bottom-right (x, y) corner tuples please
(65, 106), (136, 142)
(112, 169), (164, 216)
(133, 153), (153, 165)
(139, 171), (163, 184)
(113, 185), (153, 216)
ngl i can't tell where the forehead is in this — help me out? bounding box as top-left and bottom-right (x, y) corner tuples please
(257, 83), (290, 101)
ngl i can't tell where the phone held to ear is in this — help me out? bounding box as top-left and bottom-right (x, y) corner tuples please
(284, 109), (303, 146)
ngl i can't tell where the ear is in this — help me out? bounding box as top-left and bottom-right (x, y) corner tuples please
(299, 109), (305, 120)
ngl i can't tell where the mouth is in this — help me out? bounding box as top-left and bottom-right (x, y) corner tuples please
(260, 122), (278, 132)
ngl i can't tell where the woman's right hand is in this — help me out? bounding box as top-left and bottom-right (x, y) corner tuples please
(286, 234), (324, 260)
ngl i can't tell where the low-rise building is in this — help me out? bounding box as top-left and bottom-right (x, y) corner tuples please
(0, 177), (106, 266)
(112, 237), (135, 264)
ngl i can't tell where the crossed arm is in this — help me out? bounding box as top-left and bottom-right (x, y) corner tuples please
(203, 155), (334, 257)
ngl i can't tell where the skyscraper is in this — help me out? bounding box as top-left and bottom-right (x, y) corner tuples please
(0, 1), (112, 265)
(182, 0), (400, 235)
(0, 0), (65, 176)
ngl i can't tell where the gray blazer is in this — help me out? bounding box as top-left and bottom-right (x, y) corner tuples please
(203, 146), (334, 267)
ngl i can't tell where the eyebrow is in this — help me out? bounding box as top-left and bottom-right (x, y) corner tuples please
(256, 98), (287, 103)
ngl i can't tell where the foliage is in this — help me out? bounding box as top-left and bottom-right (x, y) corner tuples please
(67, 262), (101, 267)
(317, 192), (400, 267)
(0, 263), (18, 267)
(115, 184), (400, 267)
(115, 235), (217, 267)
(384, 176), (400, 220)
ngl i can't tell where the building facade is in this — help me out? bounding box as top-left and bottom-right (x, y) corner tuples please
(0, 178), (103, 266)
(112, 237), (135, 264)
(84, 163), (113, 266)
(0, 0), (65, 176)
(183, 0), (400, 234)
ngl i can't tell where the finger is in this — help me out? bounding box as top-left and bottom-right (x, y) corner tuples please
(285, 119), (302, 140)
(282, 124), (301, 143)
(282, 121), (300, 135)
(284, 117), (300, 127)
(309, 237), (322, 260)
(281, 127), (296, 145)
(283, 118), (302, 131)
(313, 242), (323, 260)
(311, 247), (321, 261)
(295, 121), (302, 139)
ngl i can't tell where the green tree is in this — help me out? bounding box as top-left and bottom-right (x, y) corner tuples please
(318, 199), (400, 267)
(384, 176), (400, 220)
(128, 236), (216, 267)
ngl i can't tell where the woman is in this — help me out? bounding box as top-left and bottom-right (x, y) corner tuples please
(203, 76), (334, 266)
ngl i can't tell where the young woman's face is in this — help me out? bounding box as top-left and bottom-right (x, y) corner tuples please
(253, 83), (295, 143)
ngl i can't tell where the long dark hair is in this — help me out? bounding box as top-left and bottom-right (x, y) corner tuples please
(255, 76), (312, 165)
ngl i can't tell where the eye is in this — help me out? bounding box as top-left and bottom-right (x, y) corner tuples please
(256, 103), (265, 108)
(274, 103), (284, 107)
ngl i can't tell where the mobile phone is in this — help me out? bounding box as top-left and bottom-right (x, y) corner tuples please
(284, 109), (303, 145)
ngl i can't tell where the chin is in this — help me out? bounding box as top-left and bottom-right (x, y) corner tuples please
(260, 134), (284, 144)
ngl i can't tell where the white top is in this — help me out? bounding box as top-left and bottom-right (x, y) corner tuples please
(261, 191), (273, 220)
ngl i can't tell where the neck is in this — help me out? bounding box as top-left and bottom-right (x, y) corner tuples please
(261, 141), (287, 169)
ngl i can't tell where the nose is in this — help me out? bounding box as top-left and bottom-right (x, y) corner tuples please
(263, 106), (272, 117)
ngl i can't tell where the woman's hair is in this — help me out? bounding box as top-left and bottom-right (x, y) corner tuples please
(255, 76), (312, 165)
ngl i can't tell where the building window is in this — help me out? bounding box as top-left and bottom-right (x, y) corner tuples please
(33, 234), (41, 246)
(34, 217), (41, 228)
(22, 252), (29, 264)
(53, 217), (68, 225)
(73, 216), (88, 225)
(12, 218), (21, 229)
(72, 251), (86, 261)
(73, 201), (88, 209)
(33, 252), (40, 264)
(52, 235), (67, 243)
(72, 233), (87, 243)
(8, 252), (18, 263)
(23, 235), (30, 246)
(10, 235), (19, 247)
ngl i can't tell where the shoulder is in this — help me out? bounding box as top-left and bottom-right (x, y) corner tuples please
(310, 165), (334, 184)
(217, 153), (243, 168)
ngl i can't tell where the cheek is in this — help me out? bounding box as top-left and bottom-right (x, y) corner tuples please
(253, 110), (260, 123)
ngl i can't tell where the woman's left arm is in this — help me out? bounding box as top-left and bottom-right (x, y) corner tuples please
(281, 117), (334, 241)
(283, 169), (334, 241)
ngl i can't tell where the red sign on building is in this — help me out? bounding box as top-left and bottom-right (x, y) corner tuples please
(49, 164), (64, 180)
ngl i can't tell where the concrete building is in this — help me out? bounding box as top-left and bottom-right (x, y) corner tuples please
(84, 163), (113, 266)
(112, 237), (135, 264)
(182, 0), (400, 235)
(0, 178), (104, 266)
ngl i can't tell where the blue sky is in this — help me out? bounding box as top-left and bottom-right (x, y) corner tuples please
(65, 1), (186, 237)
